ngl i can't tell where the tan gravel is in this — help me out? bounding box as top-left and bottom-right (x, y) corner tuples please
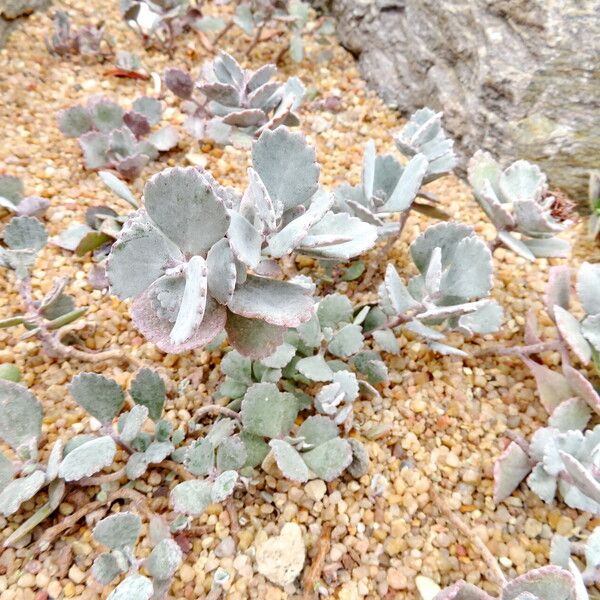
(1, 2), (600, 600)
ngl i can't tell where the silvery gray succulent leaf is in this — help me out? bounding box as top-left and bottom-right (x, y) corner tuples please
(0, 381), (43, 451)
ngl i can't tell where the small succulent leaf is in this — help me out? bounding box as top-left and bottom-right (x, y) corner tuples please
(58, 436), (116, 482)
(132, 96), (162, 126)
(130, 368), (166, 422)
(328, 324), (364, 358)
(381, 153), (428, 212)
(206, 419), (237, 448)
(211, 470), (238, 503)
(93, 512), (142, 549)
(457, 301), (503, 335)
(544, 265), (571, 320)
(261, 342), (296, 369)
(297, 415), (338, 446)
(523, 237), (570, 258)
(89, 99), (124, 132)
(296, 312), (322, 347)
(241, 432), (270, 468)
(4, 216), (47, 251)
(428, 341), (468, 357)
(372, 329), (400, 354)
(347, 439), (370, 478)
(252, 127), (319, 211)
(314, 382), (344, 415)
(126, 453), (148, 480)
(92, 553), (123, 585)
(123, 110), (151, 138)
(549, 398), (591, 432)
(432, 581), (493, 600)
(206, 238), (237, 305)
(560, 451), (600, 505)
(0, 381), (43, 450)
(333, 370), (359, 401)
(577, 262), (600, 316)
(582, 315), (600, 352)
(0, 451), (14, 488)
(106, 574), (153, 600)
(362, 140), (376, 199)
(317, 294), (353, 328)
(170, 255), (208, 346)
(549, 535), (571, 569)
(227, 211), (262, 268)
(0, 470), (45, 517)
(146, 538), (183, 580)
(439, 236), (493, 299)
(144, 441), (173, 463)
(554, 306), (592, 364)
(117, 153), (149, 180)
(247, 64), (277, 91)
(269, 440), (309, 482)
(58, 104), (94, 138)
(106, 212), (182, 299)
(69, 372), (125, 423)
(164, 68), (195, 99)
(497, 231), (536, 261)
(184, 439), (215, 477)
(225, 311), (285, 359)
(502, 565), (574, 600)
(241, 383), (298, 438)
(468, 150), (502, 197)
(410, 222), (472, 273)
(584, 528), (600, 569)
(171, 479), (213, 516)
(148, 126), (179, 151)
(198, 82), (240, 106)
(384, 264), (419, 315)
(296, 354), (334, 382)
(523, 359), (573, 413)
(222, 108), (267, 127)
(499, 160), (546, 204)
(14, 196), (49, 218)
(424, 246), (442, 296)
(228, 275), (314, 328)
(79, 131), (110, 169)
(493, 441), (532, 503)
(221, 350), (253, 384)
(303, 437), (352, 481)
(526, 464), (557, 504)
(216, 435), (247, 472)
(119, 405), (149, 444)
(143, 167), (230, 256)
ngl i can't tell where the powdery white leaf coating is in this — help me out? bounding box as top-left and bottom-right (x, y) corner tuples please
(269, 440), (309, 482)
(362, 140), (376, 199)
(549, 398), (591, 433)
(0, 470), (45, 517)
(130, 368), (166, 422)
(563, 365), (600, 420)
(164, 67), (194, 99)
(328, 324), (364, 358)
(577, 262), (600, 316)
(4, 216), (47, 251)
(457, 301), (504, 335)
(184, 439), (214, 477)
(296, 354), (334, 382)
(384, 264), (419, 315)
(559, 451), (600, 507)
(303, 437), (352, 481)
(211, 470), (238, 503)
(107, 574), (153, 600)
(498, 231), (536, 262)
(372, 329), (400, 354)
(381, 153), (428, 212)
(333, 370), (360, 402)
(216, 436), (247, 472)
(225, 311), (285, 359)
(69, 372), (125, 424)
(93, 512), (142, 549)
(582, 314), (600, 352)
(228, 211), (262, 268)
(317, 294), (353, 328)
(143, 167), (230, 256)
(261, 342), (296, 369)
(523, 359), (573, 413)
(119, 405), (149, 444)
(58, 105), (93, 137)
(146, 538), (183, 581)
(523, 237), (570, 258)
(501, 565), (575, 600)
(493, 441), (532, 503)
(99, 170), (138, 208)
(410, 222), (473, 273)
(148, 126), (179, 151)
(171, 479), (213, 516)
(92, 553), (123, 585)
(89, 99), (124, 132)
(0, 452), (14, 488)
(544, 265), (572, 321)
(297, 415), (338, 447)
(0, 381), (43, 450)
(554, 306), (592, 365)
(241, 383), (298, 439)
(296, 313), (322, 347)
(206, 238), (236, 305)
(431, 580), (493, 600)
(58, 436), (117, 482)
(252, 127), (319, 211)
(585, 528), (600, 568)
(228, 275), (314, 328)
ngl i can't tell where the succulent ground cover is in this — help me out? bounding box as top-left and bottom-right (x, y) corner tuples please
(0, 2), (598, 600)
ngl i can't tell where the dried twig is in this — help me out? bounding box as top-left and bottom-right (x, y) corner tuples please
(302, 524), (332, 599)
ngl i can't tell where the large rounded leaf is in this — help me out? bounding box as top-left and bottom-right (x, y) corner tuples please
(225, 311), (285, 359)
(228, 275), (314, 328)
(0, 381), (42, 450)
(143, 167), (230, 256)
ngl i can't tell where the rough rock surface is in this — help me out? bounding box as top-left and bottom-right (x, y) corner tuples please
(0, 0), (50, 48)
(321, 0), (600, 201)
(255, 522), (306, 587)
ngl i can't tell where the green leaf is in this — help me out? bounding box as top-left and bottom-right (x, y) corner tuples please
(302, 437), (352, 481)
(296, 354), (333, 382)
(92, 553), (124, 585)
(211, 470), (238, 502)
(99, 171), (138, 209)
(130, 368), (166, 422)
(0, 451), (14, 488)
(225, 311), (285, 360)
(241, 383), (298, 439)
(90, 99), (124, 132)
(58, 436), (117, 482)
(4, 216), (47, 251)
(118, 405), (148, 444)
(0, 381), (42, 450)
(270, 439), (309, 482)
(372, 329), (399, 354)
(216, 435), (247, 472)
(184, 439), (215, 477)
(297, 415), (338, 447)
(328, 324), (364, 358)
(93, 512), (142, 549)
(146, 538), (183, 581)
(171, 479), (213, 516)
(554, 306), (592, 364)
(58, 105), (93, 137)
(0, 470), (45, 516)
(69, 373), (125, 424)
(317, 294), (353, 328)
(342, 261), (365, 281)
(241, 432), (270, 468)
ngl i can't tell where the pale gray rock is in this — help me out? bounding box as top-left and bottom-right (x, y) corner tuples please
(255, 522), (305, 587)
(320, 0), (600, 201)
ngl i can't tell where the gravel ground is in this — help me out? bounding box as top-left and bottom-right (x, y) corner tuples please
(1, 2), (600, 599)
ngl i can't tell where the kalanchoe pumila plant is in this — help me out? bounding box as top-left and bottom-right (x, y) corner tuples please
(0, 175), (49, 218)
(106, 126), (377, 355)
(589, 171), (600, 241)
(164, 52), (305, 146)
(45, 11), (111, 58)
(362, 222), (503, 356)
(468, 151), (574, 261)
(334, 108), (456, 240)
(58, 95), (179, 180)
